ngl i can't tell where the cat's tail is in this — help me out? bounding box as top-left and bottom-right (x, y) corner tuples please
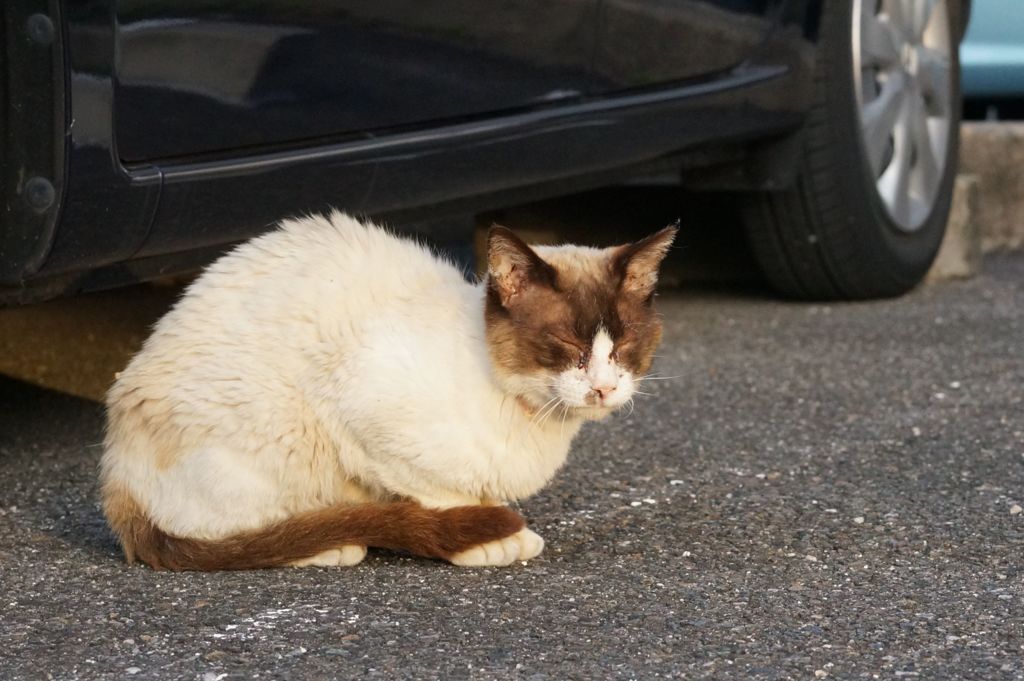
(102, 485), (525, 571)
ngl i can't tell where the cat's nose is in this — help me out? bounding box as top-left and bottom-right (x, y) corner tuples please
(592, 384), (617, 400)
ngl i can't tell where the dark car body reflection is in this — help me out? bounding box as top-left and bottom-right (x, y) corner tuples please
(1, 0), (821, 302)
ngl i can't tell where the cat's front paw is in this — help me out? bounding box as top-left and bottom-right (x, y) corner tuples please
(449, 528), (544, 567)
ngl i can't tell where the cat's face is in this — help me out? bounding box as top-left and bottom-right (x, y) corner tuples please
(485, 225), (676, 421)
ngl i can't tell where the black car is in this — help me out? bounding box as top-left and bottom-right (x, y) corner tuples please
(2, 0), (970, 304)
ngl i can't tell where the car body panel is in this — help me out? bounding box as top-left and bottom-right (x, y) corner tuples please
(591, 0), (777, 90)
(135, 65), (799, 261)
(113, 0), (600, 162)
(0, 0), (66, 287)
(960, 0), (1024, 97)
(4, 0), (827, 302)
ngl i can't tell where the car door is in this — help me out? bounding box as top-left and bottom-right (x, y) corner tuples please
(590, 0), (780, 90)
(113, 0), (600, 163)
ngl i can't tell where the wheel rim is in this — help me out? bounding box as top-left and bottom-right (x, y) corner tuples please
(852, 0), (953, 233)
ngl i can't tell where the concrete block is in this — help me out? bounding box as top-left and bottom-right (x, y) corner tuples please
(0, 284), (177, 401)
(927, 174), (982, 283)
(959, 123), (1024, 252)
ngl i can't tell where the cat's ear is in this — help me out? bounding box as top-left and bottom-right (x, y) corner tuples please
(612, 223), (678, 299)
(487, 225), (556, 307)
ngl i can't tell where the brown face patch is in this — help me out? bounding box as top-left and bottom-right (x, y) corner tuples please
(485, 226), (676, 383)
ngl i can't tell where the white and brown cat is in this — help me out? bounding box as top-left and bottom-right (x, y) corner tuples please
(100, 212), (675, 570)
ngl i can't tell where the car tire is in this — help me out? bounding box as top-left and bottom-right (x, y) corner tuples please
(744, 0), (962, 300)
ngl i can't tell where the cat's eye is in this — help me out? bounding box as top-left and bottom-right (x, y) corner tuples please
(547, 332), (589, 369)
(549, 332), (583, 351)
(615, 337), (635, 358)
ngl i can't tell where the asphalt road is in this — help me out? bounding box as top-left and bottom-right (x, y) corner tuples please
(1, 254), (1022, 680)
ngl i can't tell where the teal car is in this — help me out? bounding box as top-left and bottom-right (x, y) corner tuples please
(962, 0), (1024, 113)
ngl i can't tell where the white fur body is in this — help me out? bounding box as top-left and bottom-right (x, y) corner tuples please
(102, 213), (582, 541)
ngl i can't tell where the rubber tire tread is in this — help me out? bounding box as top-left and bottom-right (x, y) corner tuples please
(744, 0), (961, 301)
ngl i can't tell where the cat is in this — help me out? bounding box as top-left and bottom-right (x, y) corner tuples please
(100, 212), (675, 570)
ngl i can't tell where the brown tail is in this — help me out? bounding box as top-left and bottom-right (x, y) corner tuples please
(102, 486), (525, 571)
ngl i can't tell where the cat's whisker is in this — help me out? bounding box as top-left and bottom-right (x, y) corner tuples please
(631, 390), (654, 397)
(539, 402), (560, 430)
(558, 403), (570, 439)
(535, 394), (559, 412)
(530, 396), (561, 427)
(537, 404), (560, 429)
(538, 404), (560, 430)
(533, 395), (564, 428)
(635, 374), (684, 382)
